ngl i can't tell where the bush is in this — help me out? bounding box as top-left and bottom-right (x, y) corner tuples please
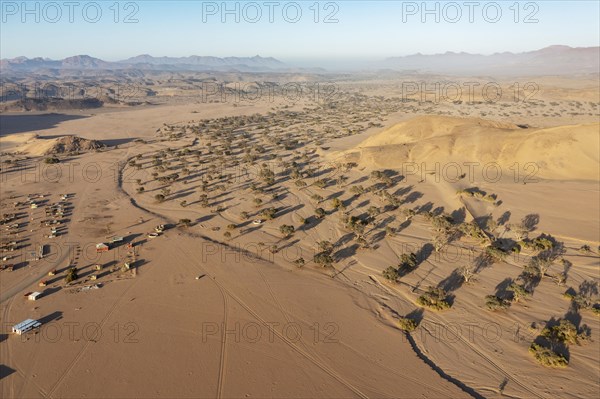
(65, 267), (78, 283)
(314, 252), (334, 267)
(530, 236), (554, 251)
(154, 194), (165, 203)
(294, 258), (305, 267)
(279, 224), (295, 237)
(350, 185), (365, 197)
(178, 218), (192, 227)
(508, 283), (529, 302)
(260, 207), (277, 220)
(314, 208), (326, 219)
(458, 222), (487, 241)
(331, 198), (343, 209)
(541, 320), (579, 344)
(484, 245), (507, 262)
(318, 241), (334, 253)
(399, 253), (417, 269)
(417, 287), (451, 310)
(485, 295), (510, 311)
(311, 194), (323, 203)
(382, 266), (399, 282)
(314, 179), (327, 188)
(529, 343), (568, 368)
(45, 157), (60, 164)
(397, 317), (418, 332)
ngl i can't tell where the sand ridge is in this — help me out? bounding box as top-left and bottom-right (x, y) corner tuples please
(334, 115), (600, 181)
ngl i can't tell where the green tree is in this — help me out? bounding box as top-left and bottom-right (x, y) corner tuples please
(65, 267), (78, 283)
(279, 224), (295, 238)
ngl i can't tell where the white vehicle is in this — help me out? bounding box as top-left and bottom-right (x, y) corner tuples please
(253, 219), (263, 225)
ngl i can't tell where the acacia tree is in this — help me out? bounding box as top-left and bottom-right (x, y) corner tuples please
(382, 266), (399, 282)
(65, 267), (78, 283)
(279, 224), (295, 238)
(459, 265), (476, 284)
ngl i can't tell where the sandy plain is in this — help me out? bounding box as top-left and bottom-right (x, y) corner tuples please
(0, 77), (598, 398)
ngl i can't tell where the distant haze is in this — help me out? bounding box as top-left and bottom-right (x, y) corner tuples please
(2, 46), (598, 76)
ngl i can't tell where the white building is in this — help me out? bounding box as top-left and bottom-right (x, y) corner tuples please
(28, 292), (42, 301)
(12, 319), (42, 335)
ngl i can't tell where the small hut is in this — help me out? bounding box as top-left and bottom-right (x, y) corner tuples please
(96, 243), (110, 253)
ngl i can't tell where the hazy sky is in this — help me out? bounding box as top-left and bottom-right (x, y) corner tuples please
(1, 0), (598, 64)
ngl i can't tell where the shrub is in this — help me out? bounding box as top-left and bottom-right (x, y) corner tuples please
(508, 283), (529, 302)
(459, 265), (476, 283)
(65, 267), (78, 283)
(349, 185), (365, 197)
(417, 287), (451, 310)
(484, 245), (507, 263)
(530, 236), (554, 251)
(154, 194), (165, 203)
(178, 218), (192, 227)
(314, 208), (326, 219)
(45, 157), (60, 164)
(260, 207), (277, 220)
(314, 252), (334, 267)
(294, 258), (305, 267)
(382, 266), (399, 282)
(459, 222), (487, 241)
(529, 343), (568, 368)
(397, 317), (418, 332)
(279, 224), (295, 238)
(399, 253), (417, 269)
(485, 295), (510, 311)
(541, 320), (579, 344)
(331, 198), (343, 210)
(317, 241), (334, 253)
(311, 194), (323, 203)
(314, 179), (327, 188)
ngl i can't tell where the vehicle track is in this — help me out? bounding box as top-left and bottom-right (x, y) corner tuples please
(360, 265), (544, 399)
(214, 279), (229, 399)
(175, 243), (369, 399)
(45, 276), (140, 398)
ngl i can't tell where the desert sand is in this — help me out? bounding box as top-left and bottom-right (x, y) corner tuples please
(0, 77), (598, 399)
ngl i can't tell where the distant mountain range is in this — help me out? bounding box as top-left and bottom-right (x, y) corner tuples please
(0, 54), (287, 73)
(1, 46), (598, 75)
(382, 45), (600, 76)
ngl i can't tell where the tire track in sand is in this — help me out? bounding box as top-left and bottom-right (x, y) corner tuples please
(175, 243), (369, 399)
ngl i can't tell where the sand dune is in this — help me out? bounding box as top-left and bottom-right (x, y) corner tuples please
(1, 134), (106, 156)
(336, 115), (599, 181)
